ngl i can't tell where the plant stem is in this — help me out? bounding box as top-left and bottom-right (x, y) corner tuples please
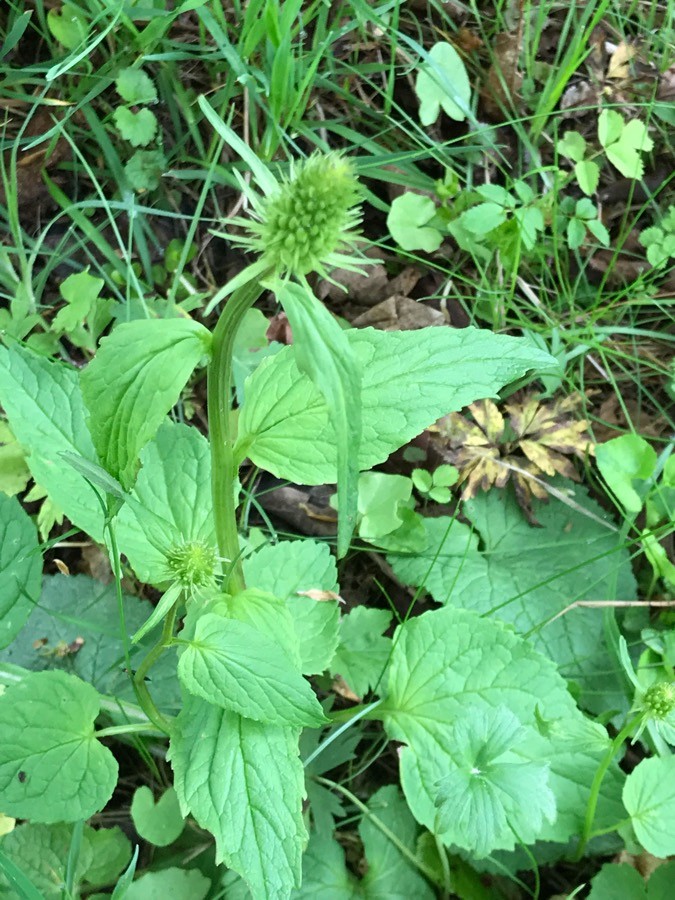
(132, 602), (179, 735)
(207, 277), (267, 593)
(574, 714), (642, 861)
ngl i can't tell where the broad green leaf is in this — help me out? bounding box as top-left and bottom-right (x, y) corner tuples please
(458, 202), (507, 234)
(116, 421), (216, 584)
(115, 67), (158, 104)
(596, 434), (657, 515)
(415, 42), (471, 125)
(380, 607), (622, 854)
(177, 613), (326, 727)
(0, 824), (93, 898)
(360, 785), (434, 899)
(81, 319), (211, 487)
(598, 110), (654, 179)
(388, 484), (636, 713)
(237, 326), (555, 486)
(330, 607), (392, 698)
(433, 706), (555, 858)
(623, 756), (675, 857)
(291, 833), (356, 899)
(130, 786), (184, 847)
(294, 785), (433, 900)
(587, 863), (646, 900)
(0, 671), (118, 822)
(277, 282), (361, 558)
(232, 308), (280, 403)
(168, 694), (306, 897)
(357, 472), (412, 540)
(82, 826), (132, 888)
(574, 159), (600, 196)
(556, 131), (586, 163)
(0, 573), (180, 711)
(242, 540), (340, 674)
(218, 588), (302, 669)
(0, 493), (41, 649)
(124, 868), (211, 900)
(124, 150), (168, 192)
(113, 107), (158, 147)
(387, 194), (443, 252)
(513, 206), (544, 250)
(0, 343), (104, 540)
(47, 4), (88, 48)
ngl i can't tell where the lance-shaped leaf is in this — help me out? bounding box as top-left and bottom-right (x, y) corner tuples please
(81, 319), (211, 487)
(168, 693), (305, 897)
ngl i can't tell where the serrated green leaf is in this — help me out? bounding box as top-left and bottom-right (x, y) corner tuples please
(81, 320), (211, 488)
(124, 867), (211, 900)
(0, 573), (180, 711)
(130, 786), (184, 847)
(513, 206), (544, 250)
(113, 107), (158, 148)
(0, 343), (104, 540)
(294, 785), (433, 900)
(587, 863), (647, 900)
(387, 194), (443, 252)
(415, 42), (471, 125)
(0, 422), (31, 497)
(574, 159), (600, 195)
(0, 823), (93, 898)
(242, 541), (340, 674)
(116, 421), (215, 585)
(557, 131), (586, 163)
(218, 588), (302, 669)
(433, 706), (555, 857)
(236, 327), (555, 487)
(330, 607), (392, 698)
(380, 606), (622, 854)
(82, 826), (131, 888)
(598, 110), (654, 179)
(52, 270), (104, 334)
(388, 484), (635, 713)
(168, 694), (305, 897)
(0, 671), (118, 822)
(623, 756), (675, 857)
(177, 613), (326, 727)
(124, 150), (167, 191)
(115, 68), (158, 104)
(458, 202), (507, 234)
(567, 217), (586, 251)
(0, 493), (41, 649)
(277, 281), (361, 558)
(596, 434), (657, 514)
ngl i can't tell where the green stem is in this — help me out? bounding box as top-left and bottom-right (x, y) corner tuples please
(315, 776), (441, 885)
(95, 723), (165, 739)
(574, 714), (642, 861)
(132, 603), (179, 735)
(207, 277), (268, 593)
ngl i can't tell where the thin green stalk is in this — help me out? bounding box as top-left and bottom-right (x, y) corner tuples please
(574, 714), (642, 860)
(132, 603), (179, 735)
(207, 278), (268, 593)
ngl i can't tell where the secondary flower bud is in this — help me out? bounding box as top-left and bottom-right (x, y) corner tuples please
(642, 681), (675, 720)
(166, 539), (217, 589)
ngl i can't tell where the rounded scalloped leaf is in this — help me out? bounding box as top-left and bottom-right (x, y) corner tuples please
(0, 671), (118, 823)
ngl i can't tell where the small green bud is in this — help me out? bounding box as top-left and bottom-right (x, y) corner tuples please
(229, 152), (364, 279)
(165, 540), (217, 588)
(642, 681), (675, 720)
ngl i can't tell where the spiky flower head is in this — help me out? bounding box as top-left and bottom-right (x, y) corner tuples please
(165, 539), (217, 589)
(229, 152), (364, 280)
(642, 681), (675, 721)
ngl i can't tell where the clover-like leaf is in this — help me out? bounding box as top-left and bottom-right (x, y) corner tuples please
(598, 110), (654, 179)
(115, 67), (158, 104)
(113, 107), (158, 148)
(415, 42), (471, 125)
(387, 194), (443, 252)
